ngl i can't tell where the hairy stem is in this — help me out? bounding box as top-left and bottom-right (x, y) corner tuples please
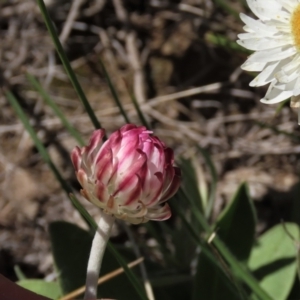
(84, 211), (115, 300)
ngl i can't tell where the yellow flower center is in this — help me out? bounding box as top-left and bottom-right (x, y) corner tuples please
(291, 4), (300, 48)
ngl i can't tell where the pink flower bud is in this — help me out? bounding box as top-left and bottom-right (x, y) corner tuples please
(71, 124), (181, 224)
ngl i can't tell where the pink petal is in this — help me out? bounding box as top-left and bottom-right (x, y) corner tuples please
(147, 172), (164, 205)
(147, 203), (172, 221)
(160, 167), (181, 202)
(164, 147), (175, 165)
(71, 146), (82, 171)
(113, 154), (147, 196)
(117, 135), (141, 169)
(141, 170), (164, 205)
(85, 129), (105, 163)
(95, 180), (109, 203)
(120, 124), (138, 133)
(123, 175), (143, 206)
(96, 148), (114, 184)
(76, 168), (88, 187)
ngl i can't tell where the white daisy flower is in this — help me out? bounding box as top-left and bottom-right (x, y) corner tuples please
(237, 0), (300, 120)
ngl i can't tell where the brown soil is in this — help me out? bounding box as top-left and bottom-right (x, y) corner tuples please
(0, 0), (299, 280)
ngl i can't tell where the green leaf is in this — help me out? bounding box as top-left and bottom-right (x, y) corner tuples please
(216, 183), (256, 262)
(248, 223), (299, 300)
(196, 146), (218, 219)
(171, 197), (242, 297)
(176, 185), (271, 300)
(192, 254), (242, 300)
(17, 279), (61, 299)
(288, 276), (300, 300)
(49, 221), (92, 294)
(179, 158), (203, 214)
(14, 265), (27, 280)
(49, 221), (142, 299)
(192, 183), (257, 300)
(154, 275), (193, 300)
(290, 182), (300, 227)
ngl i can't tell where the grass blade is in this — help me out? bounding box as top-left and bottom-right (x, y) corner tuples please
(171, 198), (242, 298)
(26, 73), (85, 146)
(99, 59), (130, 124)
(36, 0), (102, 130)
(178, 188), (272, 300)
(7, 90), (147, 300)
(196, 146), (218, 219)
(213, 0), (239, 19)
(130, 92), (150, 128)
(206, 33), (250, 54)
(6, 90), (72, 194)
(124, 82), (150, 128)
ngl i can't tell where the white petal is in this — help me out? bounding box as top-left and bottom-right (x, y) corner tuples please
(261, 82), (293, 104)
(237, 36), (292, 51)
(250, 61), (280, 86)
(246, 0), (283, 20)
(247, 45), (296, 63)
(240, 13), (277, 34)
(275, 55), (300, 83)
(276, 65), (300, 83)
(275, 76), (300, 93)
(241, 60), (266, 71)
(293, 77), (300, 95)
(276, 0), (298, 13)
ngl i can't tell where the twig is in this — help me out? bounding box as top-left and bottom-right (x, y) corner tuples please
(83, 0), (106, 17)
(178, 3), (204, 17)
(146, 82), (223, 107)
(59, 0), (86, 45)
(121, 223), (155, 300)
(59, 257), (144, 300)
(112, 0), (128, 23)
(126, 32), (147, 103)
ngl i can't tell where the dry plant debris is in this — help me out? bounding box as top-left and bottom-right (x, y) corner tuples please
(0, 0), (299, 279)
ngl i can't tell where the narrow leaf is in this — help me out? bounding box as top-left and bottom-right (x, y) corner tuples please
(193, 254), (243, 300)
(99, 59), (130, 124)
(14, 266), (27, 281)
(6, 91), (147, 300)
(36, 0), (102, 130)
(5, 91), (72, 194)
(196, 146), (218, 219)
(177, 187), (272, 300)
(26, 73), (84, 146)
(127, 86), (150, 128)
(216, 183), (256, 262)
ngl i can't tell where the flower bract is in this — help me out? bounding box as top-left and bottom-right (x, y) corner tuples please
(71, 124), (181, 224)
(237, 0), (300, 105)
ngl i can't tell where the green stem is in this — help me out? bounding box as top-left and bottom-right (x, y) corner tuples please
(36, 0), (102, 131)
(99, 59), (131, 124)
(26, 73), (85, 146)
(180, 187), (272, 300)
